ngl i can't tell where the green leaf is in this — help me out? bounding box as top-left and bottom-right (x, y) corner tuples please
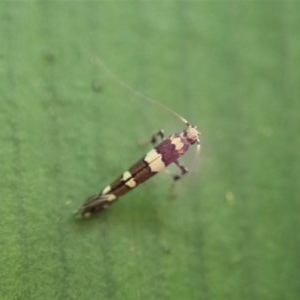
(1, 1), (300, 300)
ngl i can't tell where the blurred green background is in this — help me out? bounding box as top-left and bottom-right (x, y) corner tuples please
(1, 1), (299, 300)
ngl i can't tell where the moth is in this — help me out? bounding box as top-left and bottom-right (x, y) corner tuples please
(76, 58), (201, 218)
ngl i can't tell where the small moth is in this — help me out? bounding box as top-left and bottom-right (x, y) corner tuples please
(76, 58), (201, 218)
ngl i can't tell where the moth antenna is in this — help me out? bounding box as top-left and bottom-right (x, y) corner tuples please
(89, 54), (190, 126)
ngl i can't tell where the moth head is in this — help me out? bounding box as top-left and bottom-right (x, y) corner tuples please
(185, 125), (200, 146)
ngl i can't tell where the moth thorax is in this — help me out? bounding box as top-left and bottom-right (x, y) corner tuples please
(185, 126), (200, 145)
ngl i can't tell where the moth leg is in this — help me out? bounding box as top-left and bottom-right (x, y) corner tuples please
(150, 129), (165, 146)
(172, 160), (188, 181)
(165, 160), (188, 197)
(139, 129), (165, 147)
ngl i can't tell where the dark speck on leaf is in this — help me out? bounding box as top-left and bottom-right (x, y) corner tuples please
(91, 80), (103, 93)
(43, 51), (56, 64)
